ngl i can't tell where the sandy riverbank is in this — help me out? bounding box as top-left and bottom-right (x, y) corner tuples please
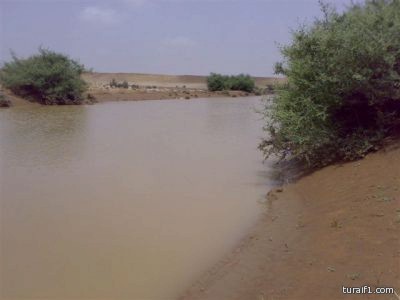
(83, 72), (283, 103)
(1, 72), (284, 107)
(82, 72), (283, 90)
(181, 143), (400, 300)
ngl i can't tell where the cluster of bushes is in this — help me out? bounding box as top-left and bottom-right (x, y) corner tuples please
(109, 79), (142, 89)
(207, 73), (255, 92)
(260, 0), (400, 167)
(0, 48), (87, 105)
(110, 79), (129, 89)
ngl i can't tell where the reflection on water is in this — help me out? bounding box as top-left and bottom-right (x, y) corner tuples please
(0, 97), (275, 300)
(0, 106), (88, 169)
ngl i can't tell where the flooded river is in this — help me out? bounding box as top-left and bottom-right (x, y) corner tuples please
(0, 97), (275, 299)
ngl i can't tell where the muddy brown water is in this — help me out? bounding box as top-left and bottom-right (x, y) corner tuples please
(0, 97), (276, 300)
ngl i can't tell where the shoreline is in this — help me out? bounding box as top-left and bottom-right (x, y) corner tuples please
(1, 72), (284, 107)
(87, 88), (260, 103)
(180, 144), (400, 300)
(1, 89), (263, 109)
(83, 72), (280, 103)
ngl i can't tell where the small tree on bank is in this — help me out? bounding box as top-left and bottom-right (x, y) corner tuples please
(0, 48), (87, 105)
(207, 73), (255, 92)
(260, 0), (400, 167)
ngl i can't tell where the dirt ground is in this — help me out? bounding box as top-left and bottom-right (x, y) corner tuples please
(83, 72), (284, 102)
(88, 86), (253, 103)
(1, 72), (284, 106)
(181, 143), (400, 300)
(82, 72), (284, 90)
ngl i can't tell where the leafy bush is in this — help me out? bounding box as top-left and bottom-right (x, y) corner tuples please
(228, 74), (255, 92)
(207, 73), (255, 92)
(207, 73), (226, 91)
(260, 0), (400, 167)
(0, 48), (87, 105)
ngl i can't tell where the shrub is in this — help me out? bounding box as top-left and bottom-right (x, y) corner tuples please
(265, 84), (275, 94)
(109, 79), (129, 88)
(86, 93), (96, 101)
(260, 0), (400, 167)
(227, 74), (255, 92)
(110, 78), (118, 88)
(0, 92), (11, 107)
(207, 73), (227, 91)
(121, 81), (129, 89)
(207, 73), (255, 92)
(0, 48), (87, 105)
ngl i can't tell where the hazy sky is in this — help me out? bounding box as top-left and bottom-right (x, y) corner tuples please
(0, 0), (355, 76)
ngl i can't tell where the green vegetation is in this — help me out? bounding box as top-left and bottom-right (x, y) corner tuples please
(207, 73), (255, 92)
(260, 0), (400, 167)
(0, 48), (87, 105)
(86, 93), (97, 104)
(0, 92), (11, 107)
(110, 79), (129, 88)
(122, 81), (129, 89)
(110, 78), (118, 88)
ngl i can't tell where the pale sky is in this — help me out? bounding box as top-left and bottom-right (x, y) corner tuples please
(0, 0), (355, 76)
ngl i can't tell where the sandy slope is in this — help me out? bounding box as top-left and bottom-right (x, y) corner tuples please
(181, 143), (400, 300)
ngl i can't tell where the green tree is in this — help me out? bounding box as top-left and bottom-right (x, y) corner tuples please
(260, 0), (400, 167)
(228, 74), (255, 92)
(207, 73), (255, 92)
(207, 73), (227, 91)
(0, 48), (87, 105)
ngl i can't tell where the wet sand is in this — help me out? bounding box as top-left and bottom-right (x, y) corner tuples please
(2, 87), (257, 108)
(181, 143), (400, 300)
